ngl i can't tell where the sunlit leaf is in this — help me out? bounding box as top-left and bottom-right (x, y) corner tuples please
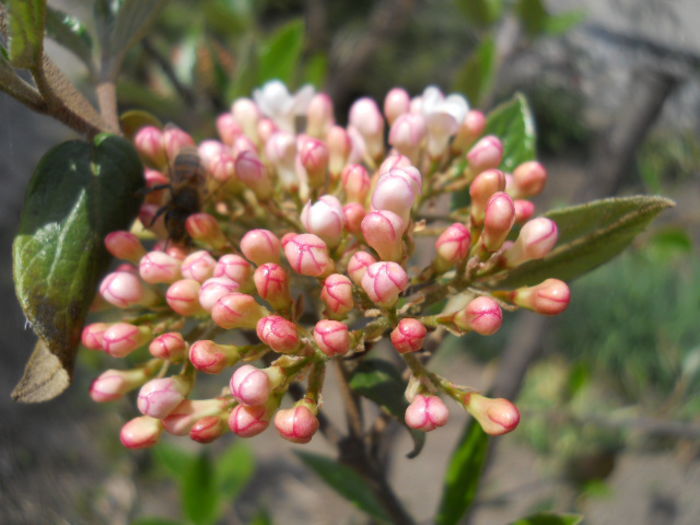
(259, 18), (305, 85)
(453, 36), (496, 107)
(6, 0), (45, 69)
(485, 93), (536, 172)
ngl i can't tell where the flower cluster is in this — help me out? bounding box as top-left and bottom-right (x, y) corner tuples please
(85, 81), (570, 448)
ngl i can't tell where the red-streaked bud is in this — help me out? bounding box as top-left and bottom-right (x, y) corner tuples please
(435, 223), (472, 267)
(164, 398), (227, 435)
(257, 117), (278, 144)
(389, 113), (426, 161)
(189, 340), (241, 374)
(186, 213), (228, 249)
(372, 171), (418, 222)
(349, 97), (385, 160)
(384, 87), (411, 125)
(301, 195), (345, 247)
(512, 160), (547, 198)
(481, 192), (515, 252)
(454, 296), (503, 335)
(216, 112), (243, 145)
(82, 322), (110, 350)
(215, 254), (253, 288)
(274, 405), (319, 443)
(163, 127), (195, 162)
(347, 250), (377, 285)
(361, 261), (409, 307)
(209, 148), (237, 183)
(120, 416), (163, 449)
(452, 110), (486, 153)
(341, 164), (370, 203)
(470, 169), (506, 225)
(343, 202), (366, 234)
(229, 404), (269, 437)
(144, 168), (169, 205)
(307, 93), (335, 137)
(198, 139), (226, 168)
(298, 135), (329, 189)
(231, 135), (258, 157)
(190, 415), (227, 443)
(100, 270), (155, 308)
(149, 332), (186, 360)
(254, 263), (292, 310)
(181, 250), (217, 283)
(137, 376), (190, 419)
(378, 152), (413, 174)
(327, 125), (352, 177)
(511, 278), (570, 315)
(139, 203), (167, 238)
(155, 241), (188, 260)
(361, 210), (405, 262)
(211, 293), (267, 329)
(390, 318), (427, 353)
(231, 97), (260, 141)
(320, 274), (354, 317)
(283, 233), (334, 277)
(405, 394), (448, 432)
(504, 217), (558, 267)
(230, 364), (271, 406)
(235, 150), (272, 200)
(514, 199), (536, 223)
(467, 135), (503, 174)
(90, 368), (149, 402)
(166, 279), (204, 316)
(139, 251), (182, 284)
(102, 323), (152, 357)
(464, 393), (520, 436)
(105, 231), (146, 262)
(241, 229), (281, 265)
(313, 320), (350, 357)
(256, 315), (301, 354)
(134, 126), (166, 167)
(199, 277), (241, 312)
(266, 131), (298, 191)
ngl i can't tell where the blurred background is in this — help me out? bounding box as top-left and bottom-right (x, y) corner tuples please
(1, 0), (699, 523)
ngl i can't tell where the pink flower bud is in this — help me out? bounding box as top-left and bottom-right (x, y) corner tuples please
(361, 210), (405, 262)
(320, 274), (354, 317)
(105, 231), (146, 262)
(452, 110), (486, 153)
(186, 213), (228, 248)
(137, 376), (190, 419)
(347, 250), (376, 285)
(342, 202), (365, 234)
(514, 199), (536, 223)
(389, 113), (426, 160)
(100, 270), (153, 308)
(349, 97), (385, 160)
(189, 340), (241, 374)
(326, 125), (352, 177)
(149, 332), (186, 360)
(156, 241), (188, 260)
(274, 405), (319, 443)
(162, 399), (221, 435)
(82, 322), (110, 351)
(470, 169), (506, 224)
(307, 93), (335, 137)
(464, 393), (520, 435)
(512, 278), (570, 315)
(390, 318), (427, 353)
(190, 415), (227, 443)
(208, 148), (237, 183)
(313, 320), (351, 357)
(139, 203), (167, 238)
(256, 315), (301, 354)
(435, 223), (472, 266)
(378, 152), (413, 174)
(371, 172), (418, 222)
(166, 279), (204, 316)
(512, 161), (547, 198)
(216, 112), (243, 145)
(134, 126), (166, 167)
(384, 87), (411, 125)
(299, 136), (329, 189)
(405, 394), (448, 431)
(481, 192), (516, 252)
(283, 233), (334, 277)
(211, 293), (267, 329)
(139, 251), (182, 284)
(198, 139), (226, 168)
(120, 416), (164, 449)
(235, 150), (272, 200)
(266, 131), (298, 191)
(215, 254), (253, 287)
(361, 261), (409, 307)
(301, 195), (345, 247)
(231, 97), (260, 141)
(504, 217), (558, 267)
(181, 250), (217, 283)
(232, 135), (258, 157)
(199, 277), (241, 312)
(254, 263), (292, 310)
(90, 368), (148, 402)
(102, 323), (151, 357)
(467, 135), (503, 174)
(163, 127), (195, 162)
(241, 229), (281, 265)
(257, 117), (278, 143)
(229, 404), (269, 437)
(144, 168), (169, 205)
(454, 296), (503, 335)
(230, 364), (271, 406)
(341, 164), (370, 203)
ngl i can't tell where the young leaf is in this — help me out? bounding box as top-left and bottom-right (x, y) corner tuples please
(488, 196), (675, 289)
(45, 6), (94, 72)
(515, 0), (549, 35)
(511, 512), (583, 525)
(453, 36), (496, 108)
(304, 52), (328, 88)
(182, 451), (220, 525)
(436, 422), (490, 525)
(259, 19), (305, 85)
(455, 0), (503, 27)
(295, 451), (391, 523)
(214, 441), (256, 501)
(7, 0), (45, 69)
(12, 135), (144, 402)
(485, 93), (536, 172)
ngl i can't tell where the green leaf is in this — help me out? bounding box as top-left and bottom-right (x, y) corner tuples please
(45, 6), (94, 71)
(131, 519), (185, 525)
(453, 36), (496, 107)
(545, 10), (586, 35)
(436, 422), (490, 525)
(120, 109), (163, 139)
(12, 135), (144, 402)
(7, 0), (46, 68)
(511, 512), (583, 525)
(489, 196), (675, 289)
(455, 0), (503, 27)
(152, 442), (194, 480)
(295, 451), (391, 523)
(182, 451), (220, 525)
(214, 441), (255, 500)
(349, 359), (425, 458)
(304, 52), (328, 88)
(259, 18), (305, 85)
(251, 508), (273, 525)
(515, 0), (549, 35)
(484, 93), (536, 172)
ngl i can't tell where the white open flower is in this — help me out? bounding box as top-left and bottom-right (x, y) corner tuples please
(420, 85), (469, 158)
(253, 80), (315, 132)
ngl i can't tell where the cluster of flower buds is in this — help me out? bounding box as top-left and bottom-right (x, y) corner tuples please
(86, 81), (570, 449)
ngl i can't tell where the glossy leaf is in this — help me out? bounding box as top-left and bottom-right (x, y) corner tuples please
(453, 36), (496, 108)
(6, 0), (45, 69)
(45, 6), (94, 71)
(120, 109), (163, 139)
(455, 0), (503, 27)
(436, 422), (490, 525)
(488, 196), (675, 289)
(12, 135), (144, 402)
(182, 451), (220, 525)
(511, 512), (583, 525)
(259, 18), (305, 85)
(485, 93), (536, 172)
(295, 451), (391, 523)
(349, 359), (425, 458)
(214, 441), (255, 500)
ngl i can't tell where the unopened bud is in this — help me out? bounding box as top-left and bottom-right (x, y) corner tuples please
(134, 126), (166, 167)
(467, 135), (503, 174)
(189, 340), (241, 374)
(470, 169), (506, 225)
(166, 279), (205, 317)
(229, 404), (270, 437)
(90, 367), (149, 402)
(144, 168), (169, 205)
(511, 278), (570, 315)
(320, 274), (354, 317)
(215, 254), (253, 288)
(105, 231), (146, 262)
(341, 164), (371, 203)
(241, 229), (281, 265)
(211, 293), (267, 329)
(372, 170), (419, 222)
(464, 393), (520, 435)
(163, 127), (195, 162)
(82, 322), (110, 351)
(266, 131), (298, 191)
(361, 210), (405, 262)
(504, 217), (558, 267)
(139, 251), (182, 284)
(347, 250), (377, 285)
(405, 394), (448, 431)
(100, 270), (156, 308)
(391, 318), (427, 353)
(454, 296), (503, 335)
(327, 126), (353, 177)
(514, 199), (536, 223)
(384, 87), (411, 125)
(301, 195), (345, 247)
(307, 93), (335, 137)
(512, 161), (547, 198)
(349, 97), (385, 160)
(343, 202), (366, 234)
(313, 320), (351, 357)
(298, 136), (329, 189)
(149, 332), (186, 360)
(216, 112), (243, 145)
(120, 416), (164, 449)
(199, 277), (241, 312)
(254, 263), (292, 310)
(164, 398), (227, 435)
(190, 415), (227, 443)
(283, 233), (334, 277)
(481, 192), (515, 252)
(361, 261), (409, 307)
(274, 405), (319, 444)
(452, 110), (486, 153)
(389, 113), (426, 161)
(257, 117), (278, 144)
(435, 223), (472, 268)
(103, 323), (152, 357)
(186, 213), (228, 249)
(231, 98), (260, 142)
(256, 315), (301, 354)
(230, 364), (271, 406)
(137, 376), (190, 419)
(235, 150), (272, 200)
(181, 250), (217, 283)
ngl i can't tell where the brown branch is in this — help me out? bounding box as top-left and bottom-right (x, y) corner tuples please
(96, 79), (121, 133)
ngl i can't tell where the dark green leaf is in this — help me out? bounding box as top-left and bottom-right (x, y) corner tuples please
(488, 196), (675, 289)
(7, 0), (45, 68)
(295, 451), (391, 523)
(349, 359), (425, 458)
(131, 519), (185, 525)
(251, 508), (273, 525)
(545, 10), (586, 35)
(453, 36), (496, 107)
(214, 441), (255, 500)
(511, 512), (583, 525)
(516, 0), (549, 35)
(436, 422), (490, 525)
(12, 135), (144, 402)
(182, 451), (220, 525)
(45, 6), (94, 71)
(455, 0), (503, 27)
(259, 18), (304, 85)
(152, 442), (194, 480)
(120, 109), (163, 139)
(484, 93), (536, 172)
